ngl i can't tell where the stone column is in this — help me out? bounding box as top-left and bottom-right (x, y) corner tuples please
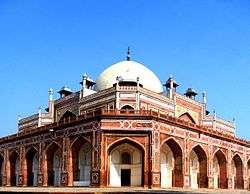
(150, 122), (160, 188)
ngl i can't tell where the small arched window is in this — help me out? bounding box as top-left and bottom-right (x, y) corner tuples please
(121, 152), (131, 164)
(121, 105), (134, 110)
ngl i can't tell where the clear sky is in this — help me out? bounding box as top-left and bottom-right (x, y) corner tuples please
(0, 0), (250, 139)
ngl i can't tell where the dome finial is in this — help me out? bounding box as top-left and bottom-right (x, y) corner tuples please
(126, 47), (131, 61)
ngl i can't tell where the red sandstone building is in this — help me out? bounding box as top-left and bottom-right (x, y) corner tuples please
(0, 52), (249, 190)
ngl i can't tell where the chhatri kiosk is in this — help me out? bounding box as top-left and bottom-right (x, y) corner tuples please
(0, 50), (250, 190)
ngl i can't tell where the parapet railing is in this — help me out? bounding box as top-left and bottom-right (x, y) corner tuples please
(0, 109), (249, 146)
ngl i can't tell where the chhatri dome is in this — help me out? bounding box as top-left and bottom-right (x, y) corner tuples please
(95, 48), (163, 93)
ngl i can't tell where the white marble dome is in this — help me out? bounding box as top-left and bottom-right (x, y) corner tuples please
(95, 60), (163, 93)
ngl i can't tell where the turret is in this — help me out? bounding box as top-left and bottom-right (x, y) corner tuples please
(163, 75), (179, 99)
(58, 86), (73, 98)
(80, 73), (96, 98)
(184, 88), (197, 100)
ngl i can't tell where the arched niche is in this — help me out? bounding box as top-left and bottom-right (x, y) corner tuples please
(59, 111), (76, 122)
(179, 112), (196, 124)
(9, 151), (19, 186)
(160, 138), (183, 188)
(26, 147), (39, 186)
(231, 154), (243, 189)
(189, 145), (208, 189)
(46, 143), (61, 186)
(71, 136), (91, 186)
(108, 139), (144, 187)
(213, 150), (227, 189)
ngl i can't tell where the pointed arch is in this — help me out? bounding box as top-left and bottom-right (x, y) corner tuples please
(26, 146), (38, 186)
(232, 154), (243, 189)
(46, 142), (62, 186)
(213, 149), (227, 189)
(120, 105), (135, 110)
(179, 112), (196, 124)
(189, 144), (208, 188)
(9, 151), (19, 186)
(59, 110), (76, 122)
(160, 137), (183, 188)
(25, 146), (38, 155)
(71, 136), (91, 186)
(70, 135), (91, 148)
(108, 138), (145, 187)
(107, 138), (145, 155)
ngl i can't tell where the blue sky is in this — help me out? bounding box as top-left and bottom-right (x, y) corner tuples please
(0, 0), (250, 139)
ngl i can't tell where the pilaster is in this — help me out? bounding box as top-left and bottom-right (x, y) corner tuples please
(19, 146), (26, 186)
(60, 137), (70, 186)
(207, 139), (214, 189)
(227, 150), (233, 189)
(90, 122), (101, 187)
(150, 122), (160, 188)
(3, 149), (10, 186)
(183, 132), (190, 188)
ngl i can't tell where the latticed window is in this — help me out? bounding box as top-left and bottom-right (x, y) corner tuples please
(121, 152), (131, 164)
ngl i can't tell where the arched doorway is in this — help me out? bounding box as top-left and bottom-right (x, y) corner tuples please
(189, 145), (208, 189)
(71, 137), (91, 186)
(0, 154), (3, 186)
(26, 147), (39, 186)
(213, 150), (227, 189)
(232, 154), (243, 189)
(108, 140), (144, 187)
(46, 143), (61, 186)
(160, 138), (183, 188)
(9, 151), (19, 186)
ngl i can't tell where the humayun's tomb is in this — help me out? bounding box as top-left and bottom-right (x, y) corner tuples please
(0, 50), (249, 191)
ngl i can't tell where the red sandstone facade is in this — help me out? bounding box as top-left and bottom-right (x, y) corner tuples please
(0, 58), (249, 190)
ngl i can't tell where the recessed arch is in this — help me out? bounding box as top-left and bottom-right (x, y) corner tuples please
(179, 112), (196, 124)
(213, 149), (227, 189)
(120, 105), (135, 110)
(9, 151), (19, 186)
(46, 142), (61, 186)
(108, 138), (145, 155)
(161, 137), (183, 153)
(71, 136), (91, 186)
(26, 146), (39, 186)
(108, 138), (145, 187)
(25, 146), (38, 155)
(189, 144), (208, 189)
(232, 154), (243, 189)
(70, 135), (91, 148)
(160, 138), (183, 188)
(59, 110), (76, 122)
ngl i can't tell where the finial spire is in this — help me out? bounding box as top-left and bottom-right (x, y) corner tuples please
(126, 47), (131, 61)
